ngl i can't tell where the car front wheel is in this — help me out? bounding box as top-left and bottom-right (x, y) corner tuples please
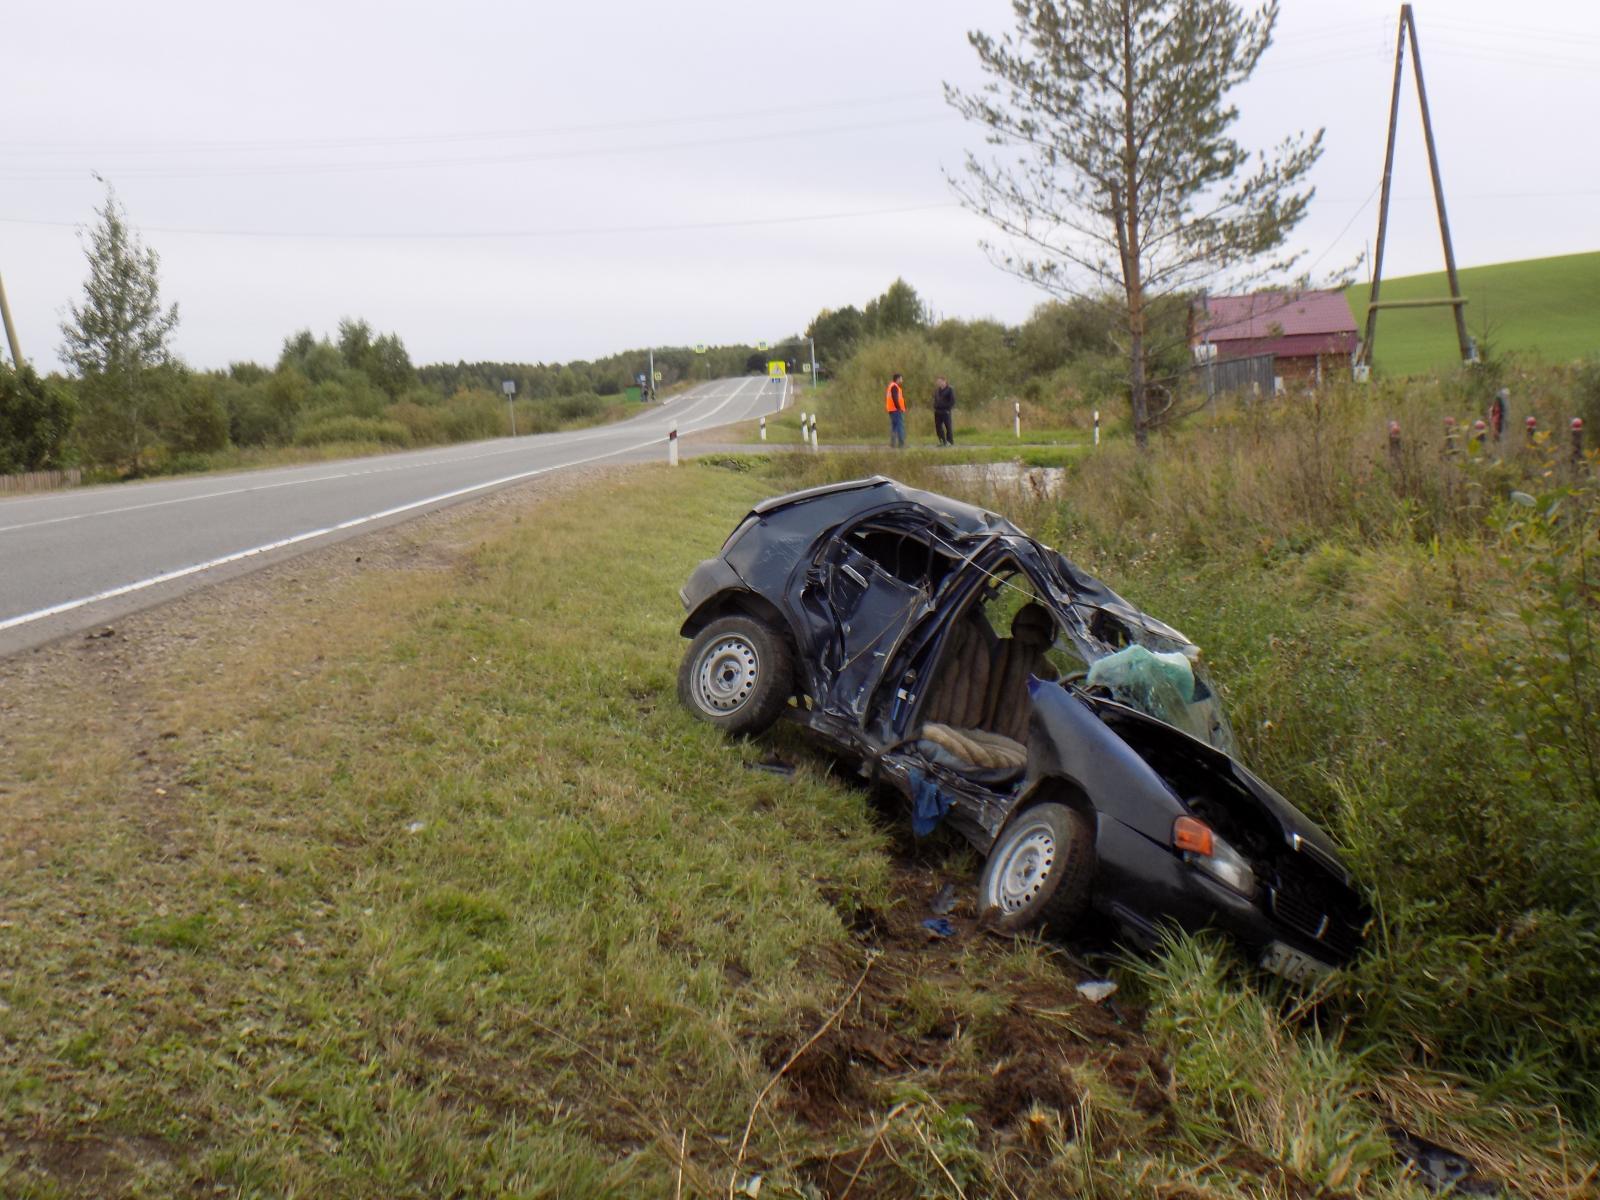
(678, 614), (794, 736)
(979, 802), (1094, 932)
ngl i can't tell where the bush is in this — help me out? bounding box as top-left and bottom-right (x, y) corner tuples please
(439, 391), (505, 441)
(308, 371), (386, 421)
(385, 390), (505, 445)
(152, 371), (230, 455)
(382, 401), (440, 444)
(832, 332), (945, 440)
(0, 362), (76, 473)
(551, 392), (606, 423)
(293, 415), (411, 448)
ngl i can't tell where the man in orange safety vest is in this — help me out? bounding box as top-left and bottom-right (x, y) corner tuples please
(885, 372), (907, 448)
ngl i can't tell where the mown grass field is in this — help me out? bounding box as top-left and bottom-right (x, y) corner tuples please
(1346, 250), (1600, 377)
(2, 451), (1593, 1197)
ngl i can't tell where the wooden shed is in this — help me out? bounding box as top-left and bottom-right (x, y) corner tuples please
(1192, 290), (1360, 387)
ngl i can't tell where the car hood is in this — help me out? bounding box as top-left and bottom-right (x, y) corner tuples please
(1092, 697), (1352, 883)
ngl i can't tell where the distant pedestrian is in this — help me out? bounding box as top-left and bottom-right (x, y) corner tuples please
(1488, 388), (1509, 442)
(932, 375), (956, 446)
(885, 372), (907, 448)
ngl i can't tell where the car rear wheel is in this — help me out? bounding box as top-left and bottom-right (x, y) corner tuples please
(678, 614), (794, 736)
(979, 802), (1094, 932)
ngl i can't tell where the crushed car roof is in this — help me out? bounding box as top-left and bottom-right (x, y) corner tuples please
(740, 476), (1197, 651)
(748, 476), (1024, 538)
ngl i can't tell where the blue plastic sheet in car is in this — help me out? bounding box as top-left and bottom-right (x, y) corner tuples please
(908, 766), (950, 836)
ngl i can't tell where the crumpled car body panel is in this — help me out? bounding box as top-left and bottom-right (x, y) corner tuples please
(679, 477), (1368, 968)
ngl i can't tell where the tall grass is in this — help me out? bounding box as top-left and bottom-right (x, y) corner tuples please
(760, 361), (1600, 1132)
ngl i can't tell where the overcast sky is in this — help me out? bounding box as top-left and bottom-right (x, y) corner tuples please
(4, 0), (1596, 372)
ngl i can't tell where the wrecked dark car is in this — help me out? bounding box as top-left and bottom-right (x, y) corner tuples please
(677, 477), (1367, 980)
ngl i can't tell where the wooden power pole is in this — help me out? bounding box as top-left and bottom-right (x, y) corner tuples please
(1361, 4), (1473, 370)
(0, 268), (22, 368)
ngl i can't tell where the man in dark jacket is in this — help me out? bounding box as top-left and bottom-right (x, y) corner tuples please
(932, 376), (956, 446)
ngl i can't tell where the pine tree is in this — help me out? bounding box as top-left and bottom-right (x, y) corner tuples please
(947, 0), (1322, 448)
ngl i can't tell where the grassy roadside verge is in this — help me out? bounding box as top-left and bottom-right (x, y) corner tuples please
(1, 461), (1590, 1197)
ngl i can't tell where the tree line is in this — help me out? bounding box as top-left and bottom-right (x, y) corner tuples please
(0, 189), (795, 478)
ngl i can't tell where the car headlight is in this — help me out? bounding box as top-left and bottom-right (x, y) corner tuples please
(1173, 816), (1258, 900)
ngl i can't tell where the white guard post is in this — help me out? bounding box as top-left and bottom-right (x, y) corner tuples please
(1014, 401), (1021, 439)
(668, 424), (679, 467)
(759, 416), (767, 441)
(1094, 410), (1101, 446)
(810, 415), (819, 452)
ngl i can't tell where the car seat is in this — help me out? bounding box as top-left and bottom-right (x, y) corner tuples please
(917, 602), (1058, 775)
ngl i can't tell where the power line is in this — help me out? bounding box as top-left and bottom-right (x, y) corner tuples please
(1428, 15), (1600, 48)
(0, 201), (965, 242)
(0, 113), (958, 181)
(0, 91), (942, 155)
(1304, 180), (1383, 278)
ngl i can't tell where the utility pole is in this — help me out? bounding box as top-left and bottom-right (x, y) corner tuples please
(1361, 4), (1472, 370)
(0, 269), (23, 368)
(809, 336), (817, 390)
(647, 347), (655, 402)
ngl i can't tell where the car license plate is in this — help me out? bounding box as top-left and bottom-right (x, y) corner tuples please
(1260, 941), (1332, 984)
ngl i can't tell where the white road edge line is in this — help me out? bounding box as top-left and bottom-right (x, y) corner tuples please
(0, 433), (667, 634)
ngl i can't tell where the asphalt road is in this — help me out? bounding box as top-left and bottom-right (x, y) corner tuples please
(0, 374), (788, 657)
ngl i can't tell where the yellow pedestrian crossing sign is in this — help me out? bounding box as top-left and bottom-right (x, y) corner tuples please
(694, 343), (707, 354)
(767, 361), (786, 377)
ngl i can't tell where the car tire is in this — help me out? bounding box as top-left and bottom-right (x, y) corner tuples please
(979, 802), (1094, 932)
(678, 614), (794, 736)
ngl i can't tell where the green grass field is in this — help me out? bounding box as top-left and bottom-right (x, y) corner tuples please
(1345, 250), (1600, 377)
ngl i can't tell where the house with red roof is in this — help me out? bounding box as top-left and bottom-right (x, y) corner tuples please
(1191, 290), (1360, 387)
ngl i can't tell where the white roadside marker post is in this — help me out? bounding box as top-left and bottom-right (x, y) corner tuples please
(810, 416), (819, 452)
(668, 424), (679, 467)
(1094, 410), (1101, 447)
(1014, 401), (1021, 439)
(759, 416), (767, 441)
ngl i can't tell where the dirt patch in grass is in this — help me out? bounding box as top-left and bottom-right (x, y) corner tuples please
(0, 1133), (181, 1196)
(747, 855), (1176, 1196)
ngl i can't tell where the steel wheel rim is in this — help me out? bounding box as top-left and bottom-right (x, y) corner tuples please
(990, 820), (1057, 913)
(695, 636), (760, 713)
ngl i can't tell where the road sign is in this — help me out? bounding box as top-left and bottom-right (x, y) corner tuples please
(756, 340), (768, 351)
(501, 380), (516, 395)
(694, 343), (707, 354)
(767, 361), (787, 378)
(653, 371), (662, 382)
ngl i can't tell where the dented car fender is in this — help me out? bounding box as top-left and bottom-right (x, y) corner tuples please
(1021, 678), (1187, 848)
